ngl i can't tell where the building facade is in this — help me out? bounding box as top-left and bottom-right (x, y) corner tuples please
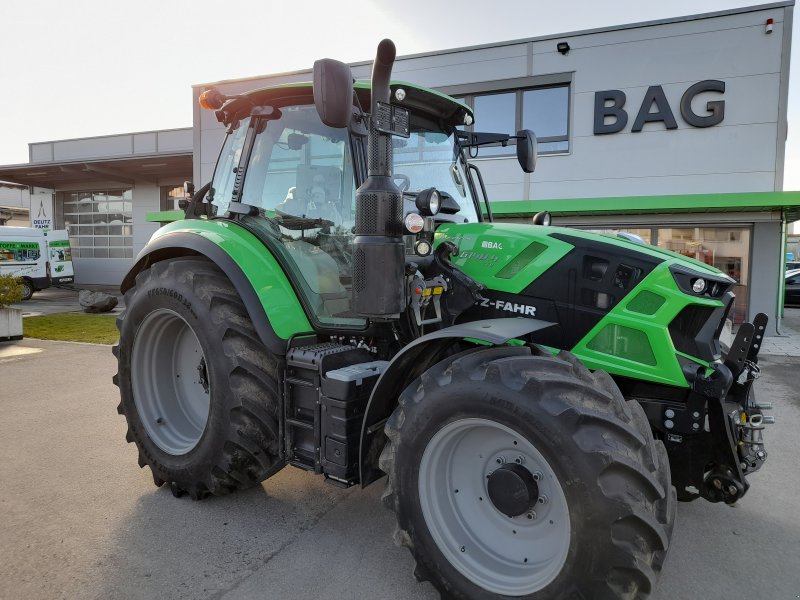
(193, 1), (796, 334)
(0, 2), (795, 334)
(0, 129), (192, 284)
(0, 182), (30, 226)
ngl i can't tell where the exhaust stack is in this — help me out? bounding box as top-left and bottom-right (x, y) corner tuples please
(352, 39), (405, 319)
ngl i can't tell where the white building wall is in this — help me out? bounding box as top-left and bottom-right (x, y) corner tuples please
(193, 3), (791, 204)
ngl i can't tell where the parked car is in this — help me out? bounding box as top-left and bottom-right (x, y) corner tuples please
(785, 268), (800, 305)
(786, 261), (800, 271)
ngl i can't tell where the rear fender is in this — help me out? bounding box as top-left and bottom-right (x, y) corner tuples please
(359, 317), (554, 486)
(121, 223), (313, 356)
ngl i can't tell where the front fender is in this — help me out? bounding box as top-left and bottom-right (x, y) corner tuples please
(359, 317), (554, 486)
(122, 220), (313, 355)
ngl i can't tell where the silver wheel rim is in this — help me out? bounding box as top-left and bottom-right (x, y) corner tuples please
(131, 309), (210, 455)
(418, 418), (570, 596)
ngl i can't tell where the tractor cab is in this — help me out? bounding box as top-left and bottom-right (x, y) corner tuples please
(193, 79), (505, 329)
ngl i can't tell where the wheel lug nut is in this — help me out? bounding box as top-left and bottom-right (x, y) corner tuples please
(495, 456), (506, 465)
(526, 512), (536, 520)
(532, 471), (543, 482)
(537, 495), (548, 504)
(515, 455), (525, 464)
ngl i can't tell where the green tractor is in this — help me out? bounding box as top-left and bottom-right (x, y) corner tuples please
(113, 39), (771, 598)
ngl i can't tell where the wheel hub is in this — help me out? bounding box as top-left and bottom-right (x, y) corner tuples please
(487, 464), (539, 517)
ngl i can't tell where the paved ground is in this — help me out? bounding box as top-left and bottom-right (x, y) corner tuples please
(20, 285), (124, 317)
(0, 334), (799, 599)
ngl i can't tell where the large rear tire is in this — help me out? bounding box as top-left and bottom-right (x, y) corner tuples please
(113, 258), (284, 499)
(380, 346), (676, 599)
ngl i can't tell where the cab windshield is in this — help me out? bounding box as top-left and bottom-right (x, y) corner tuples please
(393, 128), (479, 223)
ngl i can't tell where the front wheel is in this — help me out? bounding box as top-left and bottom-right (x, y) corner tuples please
(113, 257), (284, 499)
(19, 278), (34, 301)
(380, 346), (676, 599)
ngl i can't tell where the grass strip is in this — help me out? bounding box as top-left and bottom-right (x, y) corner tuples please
(23, 313), (119, 345)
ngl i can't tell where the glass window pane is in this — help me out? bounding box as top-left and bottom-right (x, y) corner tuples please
(657, 227), (751, 323)
(473, 92), (515, 135)
(473, 93), (516, 157)
(522, 86), (569, 139)
(210, 117), (251, 215)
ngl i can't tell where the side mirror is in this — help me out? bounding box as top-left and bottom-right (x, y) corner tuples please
(313, 58), (354, 128)
(516, 129), (537, 173)
(179, 181), (195, 209)
(532, 211), (552, 226)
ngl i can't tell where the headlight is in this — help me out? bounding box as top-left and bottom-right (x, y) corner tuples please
(692, 278), (707, 294)
(415, 188), (441, 216)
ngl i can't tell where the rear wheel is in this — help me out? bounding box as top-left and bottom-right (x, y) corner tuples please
(113, 257), (284, 499)
(19, 278), (34, 301)
(380, 346), (675, 599)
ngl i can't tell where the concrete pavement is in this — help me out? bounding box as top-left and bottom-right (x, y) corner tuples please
(1, 337), (799, 599)
(18, 285), (124, 318)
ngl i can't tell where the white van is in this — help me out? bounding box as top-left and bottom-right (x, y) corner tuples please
(0, 226), (74, 300)
(44, 230), (75, 285)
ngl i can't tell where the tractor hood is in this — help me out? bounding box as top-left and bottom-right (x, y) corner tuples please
(435, 222), (733, 297)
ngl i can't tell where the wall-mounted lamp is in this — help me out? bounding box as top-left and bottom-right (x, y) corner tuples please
(557, 41), (570, 55)
(765, 18), (774, 34)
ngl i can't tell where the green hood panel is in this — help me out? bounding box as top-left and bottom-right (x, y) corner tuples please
(436, 222), (726, 387)
(150, 220), (312, 339)
(435, 223), (575, 294)
(570, 265), (720, 387)
(436, 222), (730, 294)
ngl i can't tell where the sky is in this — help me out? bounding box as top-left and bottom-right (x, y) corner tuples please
(0, 0), (797, 188)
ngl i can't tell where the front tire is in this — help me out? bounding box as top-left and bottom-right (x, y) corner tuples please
(380, 346), (675, 599)
(19, 278), (34, 301)
(113, 258), (284, 499)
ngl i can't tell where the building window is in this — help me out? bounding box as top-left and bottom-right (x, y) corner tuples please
(657, 227), (751, 324)
(59, 190), (133, 259)
(161, 186), (184, 211)
(463, 84), (570, 156)
(522, 86), (570, 153)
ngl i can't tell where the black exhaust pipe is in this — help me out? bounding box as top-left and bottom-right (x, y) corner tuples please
(352, 39), (405, 319)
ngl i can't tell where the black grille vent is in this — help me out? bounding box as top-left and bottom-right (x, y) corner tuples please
(353, 248), (367, 292)
(354, 191), (403, 235)
(356, 193), (379, 233)
(669, 305), (716, 359)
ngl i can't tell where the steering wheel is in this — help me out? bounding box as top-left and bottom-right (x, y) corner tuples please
(394, 174), (411, 192)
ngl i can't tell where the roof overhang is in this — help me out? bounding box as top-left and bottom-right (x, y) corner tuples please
(492, 192), (800, 222)
(0, 153), (193, 189)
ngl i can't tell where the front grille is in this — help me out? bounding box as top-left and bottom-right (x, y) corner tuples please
(669, 305), (717, 360)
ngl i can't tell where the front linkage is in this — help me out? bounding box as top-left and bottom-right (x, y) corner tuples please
(642, 313), (771, 504)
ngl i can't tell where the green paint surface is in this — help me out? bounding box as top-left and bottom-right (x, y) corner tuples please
(491, 191), (800, 217)
(570, 265), (718, 387)
(436, 222), (722, 387)
(150, 220), (312, 339)
(0, 242), (40, 251)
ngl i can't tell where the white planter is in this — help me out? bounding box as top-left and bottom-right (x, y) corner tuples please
(0, 306), (23, 340)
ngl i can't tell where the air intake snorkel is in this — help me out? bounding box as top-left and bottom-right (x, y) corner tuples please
(351, 39), (406, 319)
